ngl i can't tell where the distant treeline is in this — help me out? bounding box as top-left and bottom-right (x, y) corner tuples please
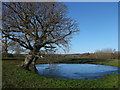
(88, 52), (119, 59)
(2, 48), (120, 60)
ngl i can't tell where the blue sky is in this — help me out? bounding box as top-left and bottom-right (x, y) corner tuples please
(61, 2), (118, 54)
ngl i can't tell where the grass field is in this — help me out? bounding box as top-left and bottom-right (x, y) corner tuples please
(2, 57), (120, 88)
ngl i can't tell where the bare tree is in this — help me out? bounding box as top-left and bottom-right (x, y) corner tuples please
(2, 2), (79, 71)
(8, 41), (26, 55)
(2, 37), (8, 54)
(2, 37), (26, 57)
(95, 48), (115, 59)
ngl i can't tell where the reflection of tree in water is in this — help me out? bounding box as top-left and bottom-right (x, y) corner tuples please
(45, 64), (59, 74)
(43, 64), (63, 78)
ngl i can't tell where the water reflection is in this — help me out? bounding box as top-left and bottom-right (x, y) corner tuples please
(36, 64), (68, 79)
(43, 64), (60, 76)
(36, 64), (120, 80)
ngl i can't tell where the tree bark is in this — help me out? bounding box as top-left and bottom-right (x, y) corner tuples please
(31, 56), (38, 72)
(22, 53), (38, 72)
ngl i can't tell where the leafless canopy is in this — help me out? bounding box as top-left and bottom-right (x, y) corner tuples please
(2, 2), (79, 55)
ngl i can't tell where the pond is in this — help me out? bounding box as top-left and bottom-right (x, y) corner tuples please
(36, 64), (120, 80)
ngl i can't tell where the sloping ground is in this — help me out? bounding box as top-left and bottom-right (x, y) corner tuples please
(89, 59), (119, 67)
(2, 61), (120, 88)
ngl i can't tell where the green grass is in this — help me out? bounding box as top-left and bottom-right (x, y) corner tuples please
(2, 57), (25, 61)
(2, 60), (120, 88)
(88, 59), (119, 67)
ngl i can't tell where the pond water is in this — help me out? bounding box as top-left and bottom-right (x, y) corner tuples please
(36, 64), (120, 80)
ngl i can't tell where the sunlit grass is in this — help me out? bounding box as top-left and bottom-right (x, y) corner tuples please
(2, 60), (120, 88)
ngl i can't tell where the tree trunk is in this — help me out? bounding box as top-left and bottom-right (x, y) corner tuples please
(31, 56), (38, 72)
(22, 53), (38, 72)
(5, 37), (8, 54)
